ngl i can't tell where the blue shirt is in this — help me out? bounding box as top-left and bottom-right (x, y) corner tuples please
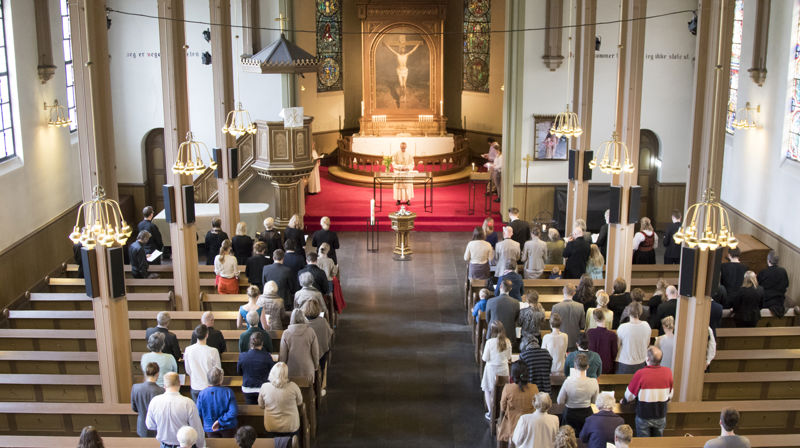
(237, 349), (276, 389)
(472, 299), (488, 319)
(196, 386), (238, 432)
(494, 271), (523, 300)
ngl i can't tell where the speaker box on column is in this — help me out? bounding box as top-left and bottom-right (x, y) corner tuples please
(183, 185), (195, 224)
(608, 186), (622, 223)
(567, 150), (594, 181)
(628, 186), (641, 224)
(107, 246), (126, 298)
(679, 246), (696, 297)
(582, 150), (593, 181)
(708, 249), (724, 295)
(568, 150), (578, 180)
(228, 147), (239, 179)
(81, 247), (99, 298)
(214, 148), (224, 179)
(162, 185), (177, 223)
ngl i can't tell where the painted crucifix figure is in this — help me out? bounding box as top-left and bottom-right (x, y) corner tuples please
(383, 35), (422, 102)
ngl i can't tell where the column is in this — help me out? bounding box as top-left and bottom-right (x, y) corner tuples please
(604, 0), (646, 292)
(748, 0), (770, 86)
(158, 0), (201, 311)
(34, 0), (56, 83)
(673, 0), (735, 402)
(564, 0), (597, 236)
(240, 0), (260, 55)
(279, 0), (297, 108)
(210, 0), (240, 236)
(542, 0), (564, 71)
(500, 0), (527, 216)
(69, 0), (131, 403)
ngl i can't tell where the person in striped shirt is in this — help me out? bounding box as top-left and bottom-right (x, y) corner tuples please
(620, 346), (673, 437)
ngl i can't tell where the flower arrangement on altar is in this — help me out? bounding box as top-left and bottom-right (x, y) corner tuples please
(382, 155), (393, 172)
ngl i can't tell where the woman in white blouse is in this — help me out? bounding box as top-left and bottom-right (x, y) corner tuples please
(214, 239), (240, 294)
(464, 226), (494, 280)
(512, 392), (560, 448)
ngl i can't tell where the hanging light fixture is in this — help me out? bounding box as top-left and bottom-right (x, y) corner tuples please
(673, 0), (737, 251)
(44, 100), (72, 127)
(731, 101), (759, 130)
(550, 0), (582, 139)
(172, 131), (217, 175)
(68, 185), (132, 249)
(222, 35), (257, 138)
(588, 131), (635, 174)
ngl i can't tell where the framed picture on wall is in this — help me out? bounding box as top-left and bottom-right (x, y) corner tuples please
(533, 114), (569, 160)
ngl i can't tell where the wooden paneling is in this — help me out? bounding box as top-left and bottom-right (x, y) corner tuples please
(512, 184), (558, 222)
(654, 182), (685, 231)
(117, 183), (146, 225)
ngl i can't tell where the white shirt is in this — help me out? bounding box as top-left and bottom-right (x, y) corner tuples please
(145, 390), (205, 447)
(512, 411), (560, 448)
(183, 343), (221, 391)
(617, 320), (652, 365)
(493, 154), (503, 172)
(464, 240), (494, 264)
(214, 254), (239, 278)
(542, 331), (568, 374)
(632, 229), (659, 250)
(317, 254), (338, 280)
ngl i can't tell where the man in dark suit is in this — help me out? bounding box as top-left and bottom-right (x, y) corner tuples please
(720, 247), (748, 299)
(485, 280), (521, 349)
(145, 311), (182, 362)
(507, 207), (531, 250)
(662, 209), (683, 264)
(245, 241), (270, 294)
(137, 206), (164, 264)
(131, 362), (165, 437)
(262, 249), (300, 307)
(494, 260), (523, 300)
(282, 239), (307, 278)
(562, 227), (591, 279)
(130, 231), (158, 279)
(298, 252), (329, 296)
(757, 250), (790, 317)
(190, 312), (226, 355)
(596, 209), (610, 259)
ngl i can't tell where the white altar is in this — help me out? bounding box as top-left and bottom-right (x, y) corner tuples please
(351, 135), (455, 157)
(153, 203), (270, 246)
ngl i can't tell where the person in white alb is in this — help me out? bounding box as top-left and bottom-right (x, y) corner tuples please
(184, 324), (222, 401)
(491, 147), (503, 203)
(146, 372), (205, 448)
(392, 142), (415, 205)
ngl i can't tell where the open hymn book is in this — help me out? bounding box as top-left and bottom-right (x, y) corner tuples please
(146, 250), (162, 263)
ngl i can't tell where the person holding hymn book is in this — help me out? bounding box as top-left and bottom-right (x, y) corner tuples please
(518, 291), (545, 350)
(138, 206), (163, 263)
(246, 241), (270, 293)
(620, 288), (649, 325)
(130, 231), (158, 279)
(302, 300), (333, 395)
(563, 227), (591, 279)
(486, 280), (521, 346)
(131, 362), (165, 438)
(190, 312), (227, 355)
(493, 226), (520, 276)
(507, 207), (531, 249)
(284, 214), (306, 258)
(184, 324), (222, 401)
(662, 209), (683, 264)
(238, 310), (272, 354)
(231, 221), (254, 265)
(564, 333), (603, 378)
(317, 243), (338, 290)
(497, 361), (538, 445)
(621, 347), (673, 437)
(586, 244), (605, 280)
(586, 290), (613, 330)
(257, 217), (282, 258)
(196, 367), (238, 438)
(294, 271), (326, 314)
(703, 408), (752, 448)
(607, 278), (631, 329)
(720, 247), (749, 300)
(298, 252), (330, 296)
(258, 362), (303, 437)
(647, 278), (670, 326)
(465, 226), (494, 281)
(213, 239), (239, 294)
(546, 228), (565, 265)
(310, 216), (340, 264)
(587, 308), (618, 375)
(655, 316), (675, 369)
(141, 332), (177, 387)
(574, 274), (596, 310)
(519, 339), (553, 394)
(511, 392), (560, 448)
(145, 311), (182, 363)
(279, 309), (320, 383)
(613, 425), (634, 448)
(483, 217), (500, 249)
(542, 312), (568, 375)
(238, 286), (265, 330)
(616, 302), (651, 374)
(481, 320), (512, 421)
(521, 227), (548, 279)
(205, 217), (229, 265)
(557, 353), (599, 434)
(146, 372), (205, 448)
(655, 286), (679, 334)
(494, 260), (523, 301)
(237, 331), (275, 405)
(257, 281), (286, 331)
(552, 284), (585, 351)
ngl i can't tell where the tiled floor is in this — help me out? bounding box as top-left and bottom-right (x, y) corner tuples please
(315, 231), (493, 447)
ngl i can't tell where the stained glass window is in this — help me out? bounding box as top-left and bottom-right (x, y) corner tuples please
(60, 0), (76, 132)
(0, 0), (16, 162)
(726, 0), (743, 134)
(787, 3), (800, 162)
(463, 0), (490, 93)
(316, 0), (342, 92)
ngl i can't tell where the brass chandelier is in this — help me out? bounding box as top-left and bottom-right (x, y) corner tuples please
(588, 131), (635, 174)
(550, 1), (582, 139)
(731, 102), (759, 130)
(222, 101), (257, 137)
(68, 185), (132, 249)
(172, 131), (217, 175)
(45, 100), (72, 128)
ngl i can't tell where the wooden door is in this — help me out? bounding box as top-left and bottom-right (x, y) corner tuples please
(637, 130), (660, 223)
(144, 128), (166, 212)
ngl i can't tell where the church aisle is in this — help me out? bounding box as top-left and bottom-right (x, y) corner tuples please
(315, 232), (493, 447)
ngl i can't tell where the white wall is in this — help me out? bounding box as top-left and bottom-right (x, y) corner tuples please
(0, 0), (82, 252)
(520, 0), (697, 184)
(721, 0), (800, 246)
(107, 0), (284, 184)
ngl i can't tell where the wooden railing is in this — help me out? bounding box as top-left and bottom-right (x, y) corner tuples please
(192, 132), (257, 203)
(336, 135), (470, 177)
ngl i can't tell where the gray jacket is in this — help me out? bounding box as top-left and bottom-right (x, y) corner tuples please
(520, 237), (548, 279)
(552, 299), (586, 351)
(307, 316), (333, 355)
(485, 294), (521, 343)
(279, 323), (320, 383)
(493, 239), (521, 272)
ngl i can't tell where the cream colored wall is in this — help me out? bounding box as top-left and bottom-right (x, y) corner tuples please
(461, 0), (505, 134)
(0, 0), (82, 253)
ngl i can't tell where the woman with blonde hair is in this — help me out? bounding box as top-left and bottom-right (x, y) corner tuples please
(481, 320), (512, 421)
(238, 285), (264, 330)
(311, 216), (340, 263)
(731, 270), (764, 327)
(546, 228), (565, 264)
(586, 290), (613, 330)
(554, 425), (579, 448)
(231, 221), (254, 265)
(647, 277), (671, 324)
(214, 239), (240, 294)
(655, 316), (675, 369)
(586, 244), (604, 280)
(284, 214), (306, 257)
(258, 362), (303, 437)
(483, 217), (500, 248)
(511, 392), (560, 448)
(257, 281), (285, 330)
(519, 291), (545, 350)
(632, 217), (658, 264)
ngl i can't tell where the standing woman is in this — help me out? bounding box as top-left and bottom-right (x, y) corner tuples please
(585, 244), (604, 280)
(279, 309), (320, 383)
(464, 226), (494, 281)
(483, 217), (500, 249)
(481, 320), (512, 421)
(231, 222), (254, 266)
(556, 354), (599, 435)
(311, 216), (340, 264)
(284, 214), (306, 258)
(214, 239), (240, 294)
(546, 228), (565, 265)
(585, 290), (613, 330)
(632, 217), (658, 264)
(731, 271), (764, 327)
(497, 361), (538, 447)
(205, 218), (229, 265)
(238, 285), (264, 330)
(258, 217), (283, 257)
(573, 274), (596, 309)
(518, 291), (545, 350)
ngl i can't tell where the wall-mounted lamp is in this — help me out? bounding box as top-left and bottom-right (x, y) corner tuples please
(732, 102), (760, 130)
(44, 100), (72, 127)
(202, 29), (211, 42)
(201, 51), (212, 65)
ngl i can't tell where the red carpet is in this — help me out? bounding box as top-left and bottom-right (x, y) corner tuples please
(305, 167), (503, 232)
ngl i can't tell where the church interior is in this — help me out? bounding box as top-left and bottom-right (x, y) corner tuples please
(0, 0), (799, 446)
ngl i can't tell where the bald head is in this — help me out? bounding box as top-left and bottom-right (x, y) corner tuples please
(646, 346), (663, 366)
(666, 285), (678, 300)
(201, 311), (215, 327)
(503, 226), (513, 238)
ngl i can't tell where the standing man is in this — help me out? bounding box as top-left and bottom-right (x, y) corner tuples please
(262, 249), (300, 307)
(190, 312), (226, 356)
(563, 227), (591, 279)
(655, 286), (679, 334)
(146, 372), (205, 447)
(552, 284), (585, 352)
(508, 208), (531, 249)
(130, 231), (158, 279)
(662, 210), (683, 264)
(392, 142), (415, 205)
(720, 248), (749, 301)
(621, 346), (673, 437)
(520, 227), (548, 279)
(184, 324), (222, 401)
(485, 280), (521, 348)
(298, 252), (330, 296)
(131, 362), (165, 438)
(145, 312), (182, 363)
(493, 226), (520, 278)
(138, 206), (164, 263)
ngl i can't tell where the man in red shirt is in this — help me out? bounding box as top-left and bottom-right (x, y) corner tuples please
(620, 346), (673, 437)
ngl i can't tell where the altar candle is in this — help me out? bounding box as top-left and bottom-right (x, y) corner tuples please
(471, 162), (475, 171)
(440, 100), (443, 116)
(361, 101), (365, 117)
(370, 199), (375, 225)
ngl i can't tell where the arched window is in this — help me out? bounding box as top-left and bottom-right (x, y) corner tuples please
(726, 0), (744, 135)
(0, 0), (15, 162)
(787, 3), (800, 162)
(463, 0), (491, 93)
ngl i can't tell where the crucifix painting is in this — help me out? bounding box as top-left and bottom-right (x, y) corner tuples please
(374, 26), (430, 110)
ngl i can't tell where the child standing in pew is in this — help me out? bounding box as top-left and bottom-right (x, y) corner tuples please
(482, 320), (512, 421)
(542, 312), (568, 375)
(472, 288), (492, 320)
(549, 266), (562, 279)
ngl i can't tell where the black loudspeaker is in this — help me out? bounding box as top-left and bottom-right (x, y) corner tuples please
(628, 186), (642, 224)
(708, 249), (724, 294)
(106, 246), (126, 298)
(679, 246), (696, 297)
(81, 247), (99, 298)
(228, 147), (239, 179)
(608, 186), (623, 224)
(183, 185), (196, 224)
(163, 185), (177, 223)
(567, 150), (593, 181)
(582, 150), (593, 181)
(214, 148), (224, 179)
(568, 150), (578, 180)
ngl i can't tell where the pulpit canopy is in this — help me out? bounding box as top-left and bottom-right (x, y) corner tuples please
(241, 33), (320, 74)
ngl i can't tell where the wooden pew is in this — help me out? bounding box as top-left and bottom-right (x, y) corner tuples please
(2, 310), (243, 331)
(130, 329), (283, 354)
(715, 327), (800, 350)
(0, 436), (296, 448)
(64, 263), (248, 281)
(24, 292), (174, 311)
(710, 349), (800, 372)
(628, 435), (800, 447)
(46, 276), (249, 293)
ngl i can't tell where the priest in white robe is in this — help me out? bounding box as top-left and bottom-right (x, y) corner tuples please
(392, 142), (415, 205)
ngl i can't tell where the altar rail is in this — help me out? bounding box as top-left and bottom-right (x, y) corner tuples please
(336, 135), (470, 177)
